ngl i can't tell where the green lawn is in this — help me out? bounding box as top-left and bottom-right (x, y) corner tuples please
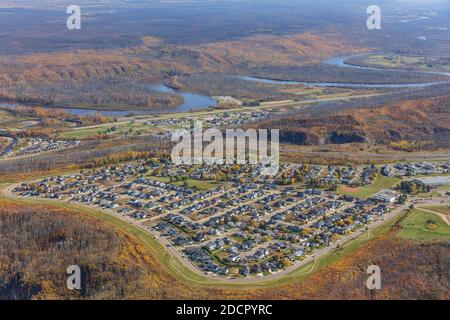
(362, 54), (450, 72)
(180, 179), (218, 190)
(337, 175), (401, 199)
(58, 127), (111, 139)
(427, 206), (450, 215)
(145, 175), (171, 183)
(434, 183), (450, 193)
(397, 209), (450, 242)
(57, 122), (148, 140)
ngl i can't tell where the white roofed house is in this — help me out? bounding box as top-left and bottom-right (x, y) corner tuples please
(369, 189), (400, 204)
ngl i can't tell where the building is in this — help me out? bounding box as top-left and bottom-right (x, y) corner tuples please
(369, 189), (400, 204)
(414, 176), (450, 188)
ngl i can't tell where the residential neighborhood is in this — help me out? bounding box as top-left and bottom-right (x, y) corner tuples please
(1, 137), (80, 158)
(12, 159), (450, 279)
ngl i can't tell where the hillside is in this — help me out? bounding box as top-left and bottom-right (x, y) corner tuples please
(0, 33), (356, 84)
(253, 94), (450, 148)
(176, 33), (356, 73)
(0, 33), (356, 110)
(1, 201), (447, 300)
(0, 32), (443, 110)
(0, 201), (155, 299)
(0, 52), (183, 110)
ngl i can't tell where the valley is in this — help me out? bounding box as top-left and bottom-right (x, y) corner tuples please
(0, 0), (448, 301)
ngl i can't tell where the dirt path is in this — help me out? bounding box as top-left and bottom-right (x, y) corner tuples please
(416, 207), (450, 226)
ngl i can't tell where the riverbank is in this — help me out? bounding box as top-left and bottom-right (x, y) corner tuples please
(0, 83), (218, 117)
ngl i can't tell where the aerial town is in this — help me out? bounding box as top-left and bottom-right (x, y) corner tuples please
(12, 160), (450, 279)
(1, 0), (449, 302)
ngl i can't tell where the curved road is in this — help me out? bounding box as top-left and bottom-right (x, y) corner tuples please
(0, 137), (17, 158)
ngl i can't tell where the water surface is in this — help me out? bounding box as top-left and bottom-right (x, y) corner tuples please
(0, 84), (217, 116)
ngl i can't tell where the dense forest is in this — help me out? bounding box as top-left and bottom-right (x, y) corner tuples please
(0, 31), (446, 110)
(169, 74), (296, 101)
(0, 33), (357, 110)
(2, 80), (184, 110)
(0, 138), (8, 153)
(0, 201), (164, 299)
(252, 93), (450, 148)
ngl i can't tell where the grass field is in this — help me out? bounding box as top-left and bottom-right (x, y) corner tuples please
(397, 208), (450, 242)
(433, 183), (450, 193)
(56, 122), (152, 140)
(0, 110), (38, 129)
(57, 127), (111, 139)
(359, 54), (450, 72)
(337, 175), (401, 199)
(180, 179), (219, 190)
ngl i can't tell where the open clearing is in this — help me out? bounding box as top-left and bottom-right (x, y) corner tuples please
(337, 175), (401, 199)
(357, 54), (450, 73)
(397, 208), (450, 242)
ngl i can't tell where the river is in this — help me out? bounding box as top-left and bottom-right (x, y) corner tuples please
(1, 54), (448, 116)
(0, 84), (217, 117)
(240, 54), (449, 88)
(240, 75), (446, 89)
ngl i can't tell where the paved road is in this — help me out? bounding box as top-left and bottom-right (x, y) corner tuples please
(0, 137), (17, 157)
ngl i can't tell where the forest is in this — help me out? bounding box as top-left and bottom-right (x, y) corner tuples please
(252, 92), (450, 148)
(0, 30), (447, 111)
(0, 200), (189, 299)
(0, 135), (172, 176)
